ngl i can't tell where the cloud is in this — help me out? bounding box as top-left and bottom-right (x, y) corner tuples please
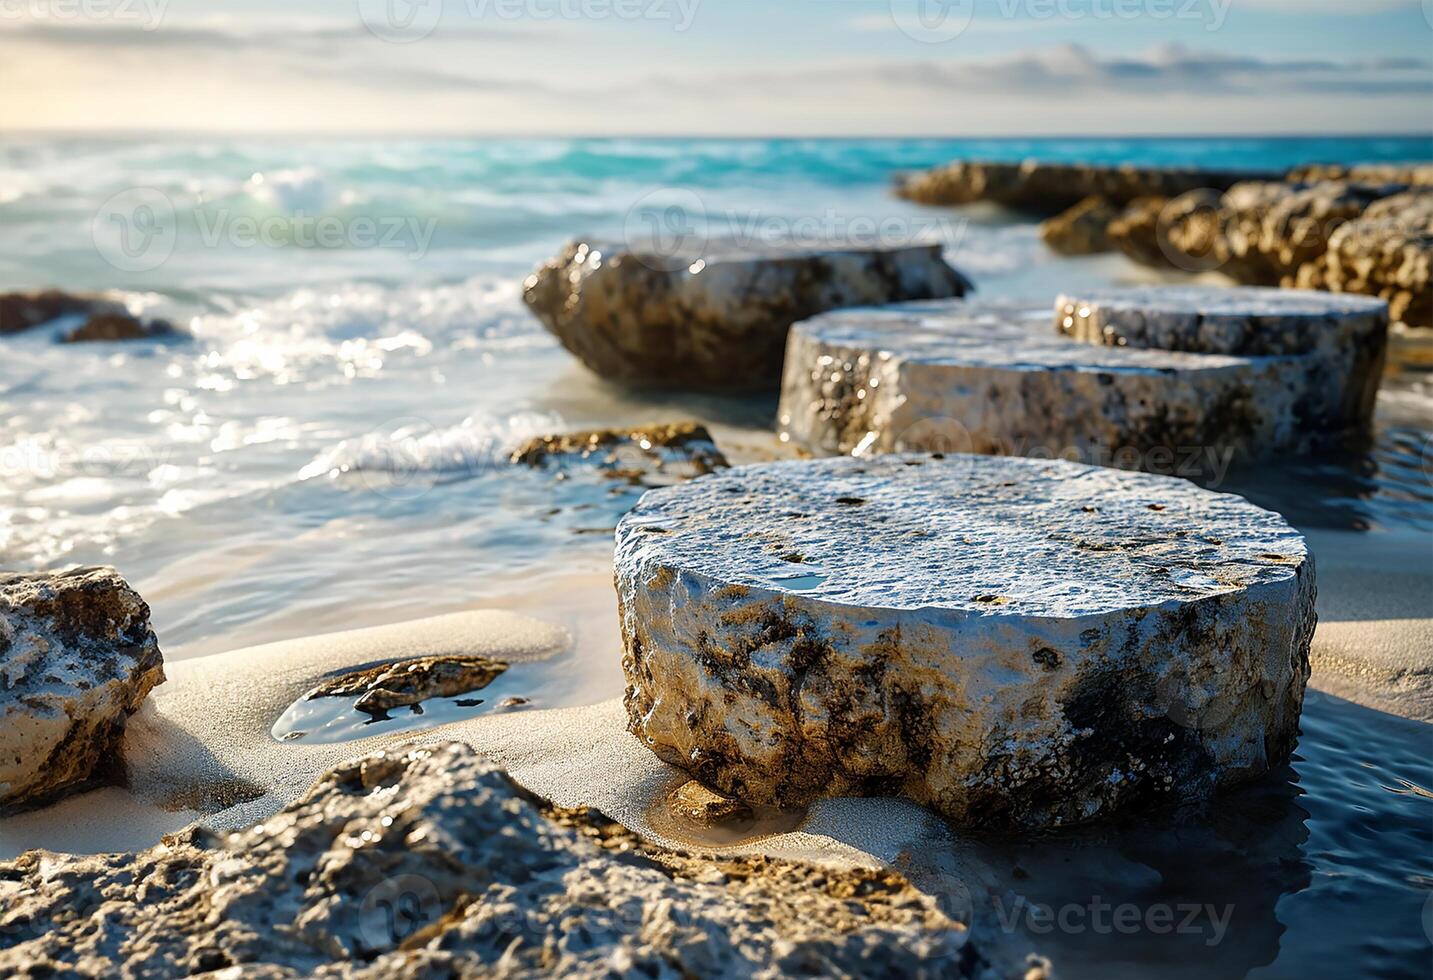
(667, 42), (1433, 100)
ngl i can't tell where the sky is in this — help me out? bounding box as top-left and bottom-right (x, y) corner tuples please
(1, 0), (1431, 134)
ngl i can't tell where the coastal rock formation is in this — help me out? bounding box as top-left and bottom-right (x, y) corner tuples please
(1293, 189), (1433, 330)
(0, 567), (164, 808)
(777, 299), (1373, 463)
(1284, 163), (1433, 185)
(1039, 195), (1118, 255)
(304, 655), (509, 716)
(1055, 286), (1387, 424)
(0, 289), (123, 335)
(511, 421), (729, 487)
(617, 455), (1315, 830)
(0, 742), (986, 977)
(523, 239), (971, 389)
(896, 160), (1265, 215)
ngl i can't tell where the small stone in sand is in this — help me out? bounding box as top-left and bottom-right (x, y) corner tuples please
(512, 421), (729, 487)
(306, 655), (508, 716)
(668, 779), (753, 827)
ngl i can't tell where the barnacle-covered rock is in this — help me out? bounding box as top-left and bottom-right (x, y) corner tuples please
(617, 455), (1315, 830)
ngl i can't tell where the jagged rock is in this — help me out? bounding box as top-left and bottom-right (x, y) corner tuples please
(896, 161), (1265, 215)
(511, 422), (729, 487)
(523, 239), (971, 389)
(777, 299), (1369, 462)
(304, 655), (509, 716)
(1039, 196), (1118, 255)
(0, 567), (164, 808)
(0, 289), (123, 335)
(1055, 286), (1387, 425)
(0, 742), (986, 977)
(1294, 189), (1433, 329)
(60, 312), (177, 344)
(617, 455), (1315, 830)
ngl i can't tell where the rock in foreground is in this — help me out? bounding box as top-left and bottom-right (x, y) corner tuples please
(0, 290), (123, 335)
(523, 239), (971, 389)
(0, 567), (164, 808)
(0, 742), (987, 978)
(778, 299), (1367, 463)
(617, 455), (1315, 830)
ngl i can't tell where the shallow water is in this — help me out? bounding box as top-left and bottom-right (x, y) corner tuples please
(1, 136), (1431, 975)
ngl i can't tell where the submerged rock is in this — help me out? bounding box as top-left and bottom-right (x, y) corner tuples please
(305, 655), (509, 716)
(778, 298), (1372, 463)
(511, 421), (729, 487)
(0, 742), (985, 977)
(523, 239), (971, 389)
(0, 289), (123, 335)
(896, 160), (1265, 215)
(1039, 195), (1118, 255)
(60, 312), (178, 344)
(0, 567), (164, 808)
(667, 779), (753, 827)
(617, 455), (1315, 830)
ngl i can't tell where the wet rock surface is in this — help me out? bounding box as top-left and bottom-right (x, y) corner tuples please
(523, 239), (971, 389)
(0, 742), (988, 978)
(667, 779), (753, 827)
(778, 298), (1368, 461)
(60, 312), (178, 344)
(0, 290), (124, 335)
(896, 160), (1265, 214)
(0, 567), (165, 808)
(511, 421), (729, 487)
(617, 454), (1315, 830)
(304, 655), (510, 716)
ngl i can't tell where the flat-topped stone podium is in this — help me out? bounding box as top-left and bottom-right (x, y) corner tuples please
(523, 239), (971, 390)
(617, 455), (1315, 830)
(778, 299), (1367, 465)
(1056, 286), (1387, 426)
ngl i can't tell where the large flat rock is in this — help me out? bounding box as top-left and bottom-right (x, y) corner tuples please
(0, 567), (165, 808)
(617, 455), (1315, 830)
(523, 239), (971, 390)
(1055, 286), (1388, 427)
(778, 299), (1353, 463)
